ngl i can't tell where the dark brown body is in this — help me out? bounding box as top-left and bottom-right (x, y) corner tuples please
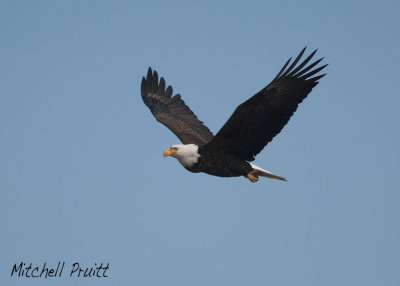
(185, 146), (253, 177)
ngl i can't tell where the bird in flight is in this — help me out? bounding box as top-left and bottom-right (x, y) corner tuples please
(141, 48), (327, 182)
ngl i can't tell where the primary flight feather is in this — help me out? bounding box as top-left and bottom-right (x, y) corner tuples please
(141, 47), (327, 182)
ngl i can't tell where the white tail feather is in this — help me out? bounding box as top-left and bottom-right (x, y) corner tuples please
(250, 163), (287, 181)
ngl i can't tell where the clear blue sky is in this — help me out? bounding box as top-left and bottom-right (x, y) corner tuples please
(1, 0), (399, 285)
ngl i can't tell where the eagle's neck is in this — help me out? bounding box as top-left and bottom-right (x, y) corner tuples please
(172, 144), (200, 167)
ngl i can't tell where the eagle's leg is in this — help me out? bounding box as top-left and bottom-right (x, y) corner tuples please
(246, 173), (259, 183)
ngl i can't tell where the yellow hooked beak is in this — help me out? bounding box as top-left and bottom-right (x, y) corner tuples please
(163, 147), (176, 157)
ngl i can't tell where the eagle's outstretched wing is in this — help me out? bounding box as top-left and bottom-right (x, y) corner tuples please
(141, 68), (214, 145)
(206, 47), (327, 161)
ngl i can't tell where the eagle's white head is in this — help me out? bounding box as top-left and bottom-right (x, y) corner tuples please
(163, 144), (200, 167)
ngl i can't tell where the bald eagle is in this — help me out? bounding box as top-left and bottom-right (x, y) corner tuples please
(141, 48), (327, 182)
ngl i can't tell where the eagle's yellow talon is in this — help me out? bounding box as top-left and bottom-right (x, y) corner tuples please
(246, 173), (259, 183)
